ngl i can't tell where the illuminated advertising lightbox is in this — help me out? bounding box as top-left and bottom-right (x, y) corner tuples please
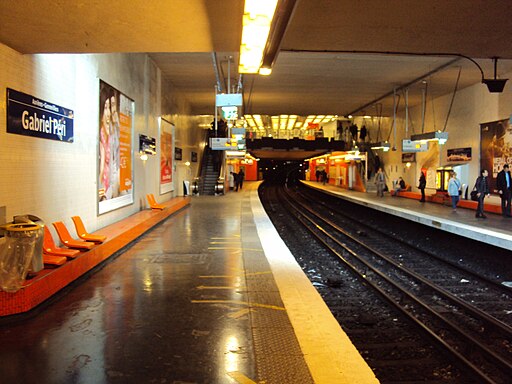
(160, 118), (175, 194)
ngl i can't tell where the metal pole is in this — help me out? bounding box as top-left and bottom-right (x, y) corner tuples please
(421, 85), (426, 133)
(214, 84), (218, 136)
(405, 88), (409, 138)
(393, 87), (397, 150)
(227, 56), (231, 94)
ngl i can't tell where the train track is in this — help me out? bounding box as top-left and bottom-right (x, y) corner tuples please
(259, 181), (512, 384)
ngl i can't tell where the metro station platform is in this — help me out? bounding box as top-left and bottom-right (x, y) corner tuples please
(0, 182), (378, 384)
(302, 180), (512, 252)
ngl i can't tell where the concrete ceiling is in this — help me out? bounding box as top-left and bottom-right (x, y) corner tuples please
(2, 0), (512, 118)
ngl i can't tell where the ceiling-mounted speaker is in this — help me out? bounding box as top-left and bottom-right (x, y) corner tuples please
(482, 78), (508, 93)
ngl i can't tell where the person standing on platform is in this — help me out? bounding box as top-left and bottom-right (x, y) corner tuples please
(231, 171), (240, 191)
(359, 125), (367, 142)
(496, 164), (512, 217)
(322, 169), (328, 185)
(238, 169), (245, 190)
(418, 171), (427, 202)
(475, 169), (490, 219)
(447, 171), (462, 212)
(349, 123), (358, 142)
(375, 168), (386, 197)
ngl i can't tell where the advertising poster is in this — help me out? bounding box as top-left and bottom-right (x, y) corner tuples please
(175, 147), (182, 160)
(447, 147), (472, 162)
(6, 88), (74, 142)
(98, 80), (134, 214)
(480, 118), (511, 192)
(160, 118), (175, 194)
(401, 153), (416, 163)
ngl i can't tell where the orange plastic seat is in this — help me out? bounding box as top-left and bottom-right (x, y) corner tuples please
(43, 226), (81, 258)
(43, 254), (67, 266)
(71, 216), (107, 243)
(52, 221), (95, 250)
(146, 193), (165, 210)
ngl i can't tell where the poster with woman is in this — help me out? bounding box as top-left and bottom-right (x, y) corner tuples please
(98, 80), (134, 214)
(160, 118), (175, 194)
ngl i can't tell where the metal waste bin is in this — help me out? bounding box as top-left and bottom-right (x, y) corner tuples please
(0, 222), (41, 292)
(13, 215), (45, 274)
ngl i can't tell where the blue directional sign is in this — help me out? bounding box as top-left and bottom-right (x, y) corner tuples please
(6, 88), (74, 142)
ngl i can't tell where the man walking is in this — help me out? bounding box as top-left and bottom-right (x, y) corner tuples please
(375, 168), (386, 197)
(497, 164), (512, 217)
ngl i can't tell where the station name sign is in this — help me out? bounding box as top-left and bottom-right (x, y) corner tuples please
(6, 88), (74, 142)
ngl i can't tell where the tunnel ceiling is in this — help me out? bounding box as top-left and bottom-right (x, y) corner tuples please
(1, 1), (512, 118)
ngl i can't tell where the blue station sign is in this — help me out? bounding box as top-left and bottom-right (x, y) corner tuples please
(6, 88), (74, 142)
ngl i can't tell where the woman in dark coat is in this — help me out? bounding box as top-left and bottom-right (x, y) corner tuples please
(418, 171), (426, 202)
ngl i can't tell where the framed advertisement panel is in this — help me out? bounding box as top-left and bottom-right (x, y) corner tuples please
(160, 118), (175, 194)
(98, 80), (134, 214)
(480, 118), (511, 193)
(401, 153), (416, 163)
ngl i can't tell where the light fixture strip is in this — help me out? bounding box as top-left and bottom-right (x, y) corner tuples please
(239, 0), (279, 74)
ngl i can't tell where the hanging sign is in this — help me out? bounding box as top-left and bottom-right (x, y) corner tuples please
(402, 139), (428, 152)
(210, 137), (237, 150)
(216, 93), (243, 107)
(6, 88), (74, 142)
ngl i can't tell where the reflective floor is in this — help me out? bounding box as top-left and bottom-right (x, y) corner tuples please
(0, 195), (257, 384)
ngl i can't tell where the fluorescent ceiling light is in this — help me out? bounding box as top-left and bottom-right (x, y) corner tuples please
(244, 114), (335, 131)
(259, 67), (272, 76)
(239, 0), (279, 74)
(226, 150), (247, 157)
(410, 131), (449, 145)
(371, 141), (391, 151)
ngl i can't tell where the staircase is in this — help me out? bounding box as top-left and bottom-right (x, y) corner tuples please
(359, 141), (383, 194)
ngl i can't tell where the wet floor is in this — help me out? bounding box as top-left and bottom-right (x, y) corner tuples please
(0, 195), (256, 384)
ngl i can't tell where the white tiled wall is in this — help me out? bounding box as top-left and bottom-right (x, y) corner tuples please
(0, 43), (202, 235)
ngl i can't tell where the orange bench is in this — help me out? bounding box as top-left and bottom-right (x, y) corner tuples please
(394, 191), (502, 214)
(71, 216), (107, 243)
(43, 254), (67, 267)
(390, 183), (412, 196)
(43, 226), (80, 259)
(52, 221), (96, 250)
(146, 193), (165, 210)
(0, 196), (191, 317)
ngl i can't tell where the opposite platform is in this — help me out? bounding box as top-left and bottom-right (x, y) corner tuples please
(302, 180), (512, 251)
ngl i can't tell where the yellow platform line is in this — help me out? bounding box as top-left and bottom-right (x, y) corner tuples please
(196, 285), (245, 290)
(227, 308), (251, 319)
(191, 299), (285, 311)
(226, 371), (258, 384)
(208, 247), (262, 252)
(199, 271), (271, 278)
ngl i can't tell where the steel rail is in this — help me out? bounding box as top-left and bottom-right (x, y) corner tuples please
(293, 186), (512, 336)
(276, 186), (510, 383)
